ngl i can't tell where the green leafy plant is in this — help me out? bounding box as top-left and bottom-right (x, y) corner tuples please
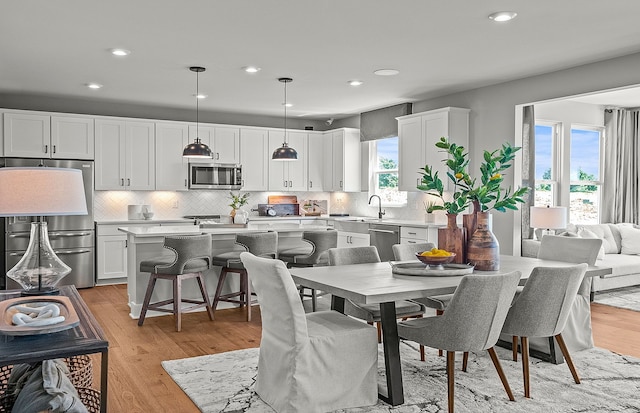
(423, 200), (438, 213)
(418, 137), (529, 214)
(228, 192), (250, 210)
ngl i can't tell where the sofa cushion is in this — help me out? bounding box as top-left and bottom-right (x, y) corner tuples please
(598, 253), (640, 277)
(576, 228), (606, 260)
(617, 225), (640, 255)
(566, 223), (618, 254)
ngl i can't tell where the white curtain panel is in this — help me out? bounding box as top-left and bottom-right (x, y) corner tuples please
(602, 109), (640, 224)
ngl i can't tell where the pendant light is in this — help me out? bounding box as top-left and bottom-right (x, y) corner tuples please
(272, 77), (298, 160)
(183, 66), (213, 159)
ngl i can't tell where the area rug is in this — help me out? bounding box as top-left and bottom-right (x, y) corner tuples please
(594, 285), (640, 312)
(162, 342), (640, 412)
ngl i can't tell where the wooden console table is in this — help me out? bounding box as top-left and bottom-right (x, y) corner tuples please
(0, 285), (109, 412)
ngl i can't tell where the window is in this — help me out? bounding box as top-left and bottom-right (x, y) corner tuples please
(534, 122), (559, 206)
(370, 136), (407, 205)
(534, 121), (603, 224)
(569, 127), (602, 224)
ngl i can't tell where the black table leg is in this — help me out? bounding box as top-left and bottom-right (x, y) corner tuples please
(379, 301), (404, 406)
(100, 350), (109, 413)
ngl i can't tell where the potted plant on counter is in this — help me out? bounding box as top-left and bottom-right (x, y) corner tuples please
(228, 192), (250, 223)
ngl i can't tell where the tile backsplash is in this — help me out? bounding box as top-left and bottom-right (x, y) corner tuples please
(94, 190), (443, 223)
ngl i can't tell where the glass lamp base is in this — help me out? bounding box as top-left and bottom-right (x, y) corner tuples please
(20, 287), (60, 296)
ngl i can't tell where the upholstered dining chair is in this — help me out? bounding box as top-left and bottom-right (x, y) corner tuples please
(501, 263), (588, 398)
(534, 235), (603, 353)
(138, 234), (214, 332)
(278, 229), (338, 311)
(397, 271), (521, 413)
(239, 252), (378, 412)
(211, 231), (278, 321)
(328, 246), (427, 359)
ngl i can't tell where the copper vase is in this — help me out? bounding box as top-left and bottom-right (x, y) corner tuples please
(467, 211), (500, 271)
(437, 214), (465, 264)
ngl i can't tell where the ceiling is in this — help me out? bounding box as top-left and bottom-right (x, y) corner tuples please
(3, 1), (640, 121)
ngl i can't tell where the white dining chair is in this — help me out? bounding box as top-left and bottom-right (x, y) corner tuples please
(239, 252), (378, 412)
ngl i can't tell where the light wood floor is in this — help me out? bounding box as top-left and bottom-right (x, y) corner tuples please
(78, 285), (640, 413)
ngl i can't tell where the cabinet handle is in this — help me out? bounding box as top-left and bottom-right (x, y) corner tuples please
(309, 181), (312, 188)
(408, 232), (417, 235)
(44, 145), (48, 154)
(242, 179), (244, 186)
(53, 145), (56, 154)
(125, 240), (128, 248)
(340, 180), (343, 188)
(408, 240), (416, 244)
(216, 153), (220, 160)
(289, 180), (292, 187)
(284, 180), (288, 187)
(185, 179), (188, 187)
(417, 178), (420, 187)
(127, 178), (131, 186)
(121, 178), (125, 186)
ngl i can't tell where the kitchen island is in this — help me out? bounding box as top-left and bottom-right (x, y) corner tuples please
(119, 223), (330, 319)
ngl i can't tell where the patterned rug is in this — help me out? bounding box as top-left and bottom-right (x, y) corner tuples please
(162, 342), (640, 412)
(594, 286), (640, 312)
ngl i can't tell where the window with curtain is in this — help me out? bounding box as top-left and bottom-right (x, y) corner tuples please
(534, 122), (559, 206)
(569, 127), (603, 224)
(534, 121), (603, 224)
(370, 136), (407, 206)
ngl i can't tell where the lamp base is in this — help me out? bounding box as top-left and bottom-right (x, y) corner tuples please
(20, 287), (60, 297)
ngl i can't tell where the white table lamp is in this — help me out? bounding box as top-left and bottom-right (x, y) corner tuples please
(0, 167), (87, 295)
(530, 206), (567, 239)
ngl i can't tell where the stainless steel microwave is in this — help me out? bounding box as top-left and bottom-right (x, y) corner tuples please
(189, 163), (242, 189)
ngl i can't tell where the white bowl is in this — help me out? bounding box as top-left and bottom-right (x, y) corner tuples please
(142, 212), (154, 220)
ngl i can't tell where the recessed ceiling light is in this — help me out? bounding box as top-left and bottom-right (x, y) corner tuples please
(348, 80), (363, 86)
(110, 48), (131, 56)
(194, 94), (207, 99)
(488, 11), (517, 22)
(374, 69), (399, 76)
(86, 83), (103, 89)
(243, 66), (261, 73)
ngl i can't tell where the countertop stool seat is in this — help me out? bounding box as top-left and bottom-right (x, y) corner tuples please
(211, 231), (278, 322)
(138, 234), (214, 332)
(278, 229), (338, 312)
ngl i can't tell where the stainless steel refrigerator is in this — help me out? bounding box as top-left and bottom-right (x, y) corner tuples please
(1, 158), (95, 290)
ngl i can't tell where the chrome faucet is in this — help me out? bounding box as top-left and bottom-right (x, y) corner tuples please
(368, 195), (385, 219)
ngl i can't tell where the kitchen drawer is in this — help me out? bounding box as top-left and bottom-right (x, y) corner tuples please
(400, 226), (427, 240)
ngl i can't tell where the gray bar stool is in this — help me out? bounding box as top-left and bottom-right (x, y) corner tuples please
(138, 233), (214, 332)
(279, 229), (338, 311)
(211, 231), (278, 321)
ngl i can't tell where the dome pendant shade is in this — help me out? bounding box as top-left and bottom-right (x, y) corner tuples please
(272, 77), (297, 161)
(272, 142), (298, 160)
(183, 66), (213, 159)
(183, 137), (213, 158)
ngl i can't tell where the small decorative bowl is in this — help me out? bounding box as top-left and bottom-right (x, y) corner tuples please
(142, 212), (154, 220)
(415, 252), (456, 268)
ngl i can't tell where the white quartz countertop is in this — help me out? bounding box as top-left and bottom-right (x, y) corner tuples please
(96, 218), (195, 225)
(118, 224), (332, 237)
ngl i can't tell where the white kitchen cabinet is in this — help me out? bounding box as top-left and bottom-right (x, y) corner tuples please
(239, 127), (269, 190)
(307, 131), (325, 191)
(323, 128), (361, 192)
(155, 121), (189, 191)
(398, 107), (469, 192)
(96, 225), (129, 284)
(95, 118), (155, 190)
(337, 231), (370, 248)
(400, 225), (439, 245)
(268, 130), (308, 191)
(3, 111), (94, 159)
(189, 124), (240, 164)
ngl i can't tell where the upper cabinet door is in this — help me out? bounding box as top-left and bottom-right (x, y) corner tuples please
(285, 131), (308, 191)
(95, 119), (127, 190)
(268, 130), (287, 190)
(51, 115), (94, 160)
(3, 112), (50, 157)
(213, 126), (240, 164)
(398, 116), (423, 192)
(125, 121), (156, 191)
(155, 122), (189, 191)
(307, 132), (324, 191)
(240, 128), (269, 191)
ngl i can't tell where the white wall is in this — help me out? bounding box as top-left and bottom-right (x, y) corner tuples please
(409, 51), (640, 254)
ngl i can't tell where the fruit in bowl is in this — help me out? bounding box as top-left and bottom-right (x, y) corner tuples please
(415, 248), (456, 267)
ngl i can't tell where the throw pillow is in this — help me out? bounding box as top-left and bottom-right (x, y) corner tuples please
(576, 227), (606, 259)
(618, 225), (640, 255)
(10, 359), (88, 413)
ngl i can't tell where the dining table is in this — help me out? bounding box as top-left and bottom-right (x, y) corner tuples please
(288, 255), (612, 406)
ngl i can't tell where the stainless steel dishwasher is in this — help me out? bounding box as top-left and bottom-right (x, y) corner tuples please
(368, 223), (400, 262)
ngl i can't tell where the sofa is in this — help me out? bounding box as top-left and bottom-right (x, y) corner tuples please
(522, 222), (640, 298)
